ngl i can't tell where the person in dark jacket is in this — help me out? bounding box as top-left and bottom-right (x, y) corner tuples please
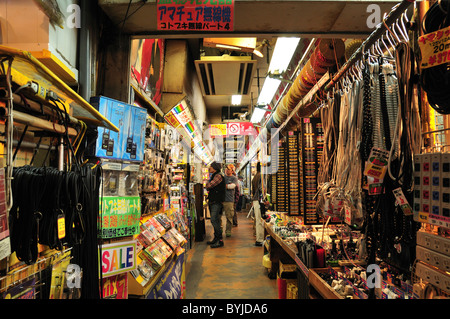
(252, 162), (264, 246)
(205, 161), (225, 248)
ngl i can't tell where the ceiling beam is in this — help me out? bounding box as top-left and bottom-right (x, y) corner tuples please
(99, 0), (400, 38)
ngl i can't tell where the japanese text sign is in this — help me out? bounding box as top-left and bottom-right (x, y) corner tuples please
(157, 0), (234, 32)
(99, 196), (141, 239)
(209, 124), (227, 138)
(419, 26), (450, 69)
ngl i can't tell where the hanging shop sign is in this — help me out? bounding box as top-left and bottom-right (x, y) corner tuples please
(419, 25), (450, 69)
(227, 122), (241, 135)
(102, 273), (128, 299)
(226, 122), (257, 136)
(164, 99), (214, 164)
(157, 0), (234, 32)
(209, 124), (227, 138)
(99, 196), (141, 239)
(101, 240), (137, 278)
(239, 122), (257, 136)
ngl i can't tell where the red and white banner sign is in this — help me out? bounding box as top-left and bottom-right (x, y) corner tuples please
(227, 122), (257, 136)
(157, 0), (234, 32)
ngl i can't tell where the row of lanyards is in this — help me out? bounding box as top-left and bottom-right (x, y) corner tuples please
(315, 58), (401, 220)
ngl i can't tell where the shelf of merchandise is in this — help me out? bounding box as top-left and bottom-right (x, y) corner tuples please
(127, 211), (188, 299)
(0, 45), (117, 132)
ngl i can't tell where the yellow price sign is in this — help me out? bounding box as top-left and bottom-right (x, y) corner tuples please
(419, 26), (450, 69)
(57, 215), (66, 239)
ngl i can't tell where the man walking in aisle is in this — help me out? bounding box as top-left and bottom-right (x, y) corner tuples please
(235, 176), (244, 214)
(252, 163), (264, 246)
(205, 162), (225, 248)
(223, 164), (239, 237)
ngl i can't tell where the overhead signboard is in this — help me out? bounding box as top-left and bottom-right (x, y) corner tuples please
(209, 124), (227, 138)
(157, 0), (234, 32)
(226, 122), (257, 136)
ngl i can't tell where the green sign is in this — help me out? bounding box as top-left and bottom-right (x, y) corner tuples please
(99, 196), (141, 239)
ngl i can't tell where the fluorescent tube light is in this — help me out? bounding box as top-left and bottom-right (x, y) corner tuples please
(216, 44), (241, 50)
(253, 37), (300, 118)
(257, 77), (280, 105)
(250, 106), (267, 124)
(268, 37), (300, 73)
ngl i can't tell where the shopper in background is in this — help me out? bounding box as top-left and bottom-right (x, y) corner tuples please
(232, 173), (240, 227)
(223, 164), (239, 237)
(205, 161), (225, 248)
(235, 176), (244, 214)
(252, 163), (264, 246)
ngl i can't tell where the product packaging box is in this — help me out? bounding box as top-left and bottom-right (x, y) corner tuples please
(90, 96), (147, 162)
(421, 154), (431, 214)
(122, 105), (147, 162)
(431, 153), (441, 216)
(441, 153), (450, 217)
(413, 154), (422, 215)
(91, 96), (128, 160)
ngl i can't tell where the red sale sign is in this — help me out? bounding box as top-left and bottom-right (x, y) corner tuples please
(157, 0), (234, 32)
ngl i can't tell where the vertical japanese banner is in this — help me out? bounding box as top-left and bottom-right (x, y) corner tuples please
(157, 0), (234, 32)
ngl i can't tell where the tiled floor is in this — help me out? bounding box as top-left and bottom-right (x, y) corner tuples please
(185, 210), (278, 299)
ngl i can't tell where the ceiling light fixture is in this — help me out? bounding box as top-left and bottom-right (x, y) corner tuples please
(250, 105), (270, 124)
(253, 39), (270, 58)
(203, 38), (258, 55)
(231, 95), (242, 105)
(268, 37), (300, 74)
(254, 37), (300, 120)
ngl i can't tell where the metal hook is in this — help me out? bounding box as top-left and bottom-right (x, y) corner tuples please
(395, 18), (408, 42)
(385, 30), (396, 52)
(375, 39), (384, 56)
(400, 11), (410, 41)
(381, 35), (394, 58)
(383, 12), (401, 44)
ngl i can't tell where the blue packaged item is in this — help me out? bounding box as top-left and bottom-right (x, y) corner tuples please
(90, 96), (127, 160)
(122, 105), (147, 162)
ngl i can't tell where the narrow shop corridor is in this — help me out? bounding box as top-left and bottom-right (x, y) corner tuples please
(185, 211), (278, 299)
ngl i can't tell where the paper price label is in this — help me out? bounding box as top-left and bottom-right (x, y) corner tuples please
(57, 214), (66, 239)
(393, 187), (413, 216)
(364, 148), (389, 181)
(419, 26), (450, 69)
(344, 204), (352, 225)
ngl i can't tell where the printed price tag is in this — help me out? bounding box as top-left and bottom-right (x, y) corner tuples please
(344, 203), (352, 225)
(57, 213), (66, 239)
(393, 187), (413, 216)
(419, 26), (450, 69)
(364, 148), (389, 180)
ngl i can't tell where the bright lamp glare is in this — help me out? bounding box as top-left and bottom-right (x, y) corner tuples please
(268, 37), (300, 73)
(231, 95), (242, 105)
(250, 106), (267, 124)
(257, 77), (281, 105)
